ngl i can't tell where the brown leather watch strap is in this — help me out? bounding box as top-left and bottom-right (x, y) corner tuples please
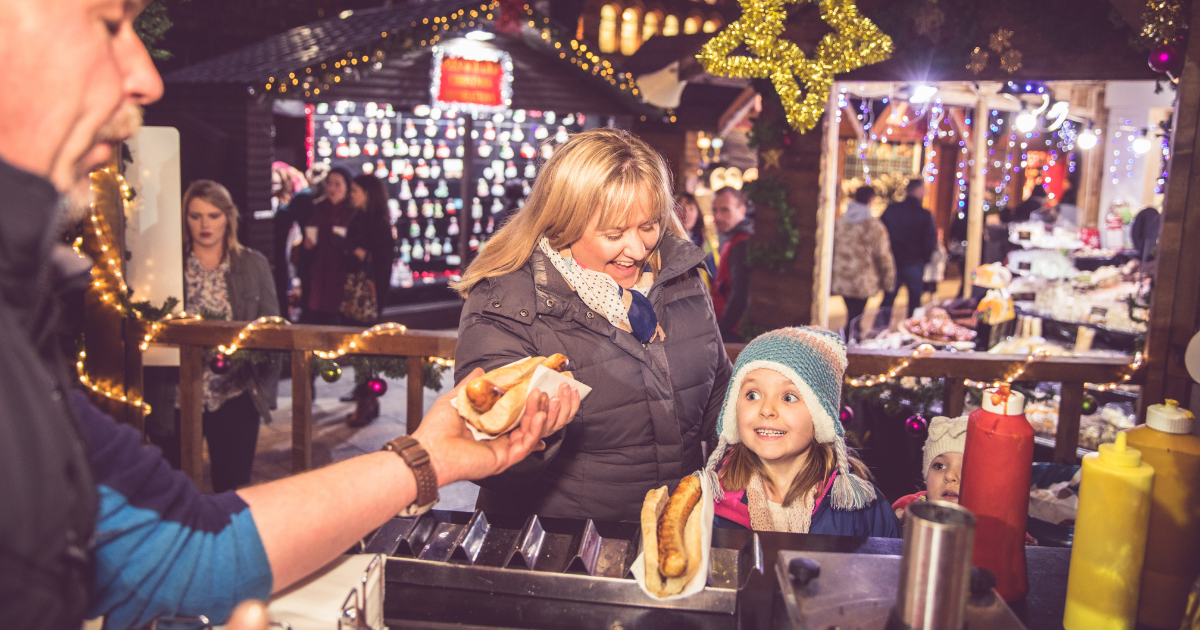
(382, 436), (438, 516)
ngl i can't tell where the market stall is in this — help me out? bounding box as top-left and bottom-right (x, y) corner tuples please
(150, 0), (656, 321)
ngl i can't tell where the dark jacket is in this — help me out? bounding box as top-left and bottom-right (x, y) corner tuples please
(714, 218), (754, 341)
(455, 233), (733, 522)
(713, 472), (901, 538)
(879, 198), (938, 270)
(0, 159), (96, 628)
(346, 208), (396, 312)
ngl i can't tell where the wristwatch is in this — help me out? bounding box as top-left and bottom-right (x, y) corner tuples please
(381, 436), (439, 516)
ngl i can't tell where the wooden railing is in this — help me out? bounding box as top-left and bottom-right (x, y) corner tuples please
(151, 321), (1140, 486)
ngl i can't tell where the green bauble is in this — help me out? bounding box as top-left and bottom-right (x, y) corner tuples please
(321, 364), (343, 383)
(1081, 394), (1098, 416)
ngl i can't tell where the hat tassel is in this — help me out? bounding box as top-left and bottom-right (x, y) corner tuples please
(830, 436), (876, 511)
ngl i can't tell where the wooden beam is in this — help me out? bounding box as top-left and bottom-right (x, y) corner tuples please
(813, 83), (841, 326)
(1055, 382), (1085, 464)
(291, 350), (313, 473)
(964, 98), (988, 297)
(407, 357), (424, 435)
(1141, 0), (1200, 417)
(155, 320), (457, 359)
(943, 378), (966, 418)
(179, 345), (205, 486)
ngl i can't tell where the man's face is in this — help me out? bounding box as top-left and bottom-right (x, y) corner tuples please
(712, 191), (746, 234)
(0, 0), (163, 203)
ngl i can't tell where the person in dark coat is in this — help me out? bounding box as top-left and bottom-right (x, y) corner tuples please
(298, 166), (355, 325)
(278, 163), (328, 318)
(1130, 206), (1162, 263)
(712, 187), (754, 342)
(453, 129), (732, 523)
(675, 192), (716, 276)
(1003, 184), (1048, 224)
(875, 178), (938, 327)
(343, 175), (398, 428)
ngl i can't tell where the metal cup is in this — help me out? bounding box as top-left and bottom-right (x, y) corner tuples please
(891, 501), (976, 630)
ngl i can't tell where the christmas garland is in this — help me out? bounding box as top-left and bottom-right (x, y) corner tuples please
(743, 176), (801, 272)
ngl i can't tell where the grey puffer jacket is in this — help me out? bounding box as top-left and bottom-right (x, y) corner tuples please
(455, 233), (733, 523)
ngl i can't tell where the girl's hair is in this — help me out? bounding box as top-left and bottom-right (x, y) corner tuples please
(452, 128), (684, 297)
(719, 441), (872, 508)
(351, 174), (389, 223)
(674, 192), (704, 240)
(182, 179), (243, 257)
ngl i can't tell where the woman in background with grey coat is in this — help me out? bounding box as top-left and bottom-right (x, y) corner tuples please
(832, 186), (896, 339)
(181, 180), (280, 492)
(453, 129), (732, 522)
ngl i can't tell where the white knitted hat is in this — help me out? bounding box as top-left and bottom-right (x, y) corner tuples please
(922, 415), (969, 474)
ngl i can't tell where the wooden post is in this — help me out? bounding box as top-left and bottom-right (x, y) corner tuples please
(1141, 0), (1200, 416)
(943, 378), (966, 418)
(964, 98), (988, 297)
(813, 83), (841, 327)
(179, 345), (205, 486)
(291, 350), (313, 473)
(1055, 382), (1085, 464)
(124, 319), (146, 435)
(407, 357), (424, 435)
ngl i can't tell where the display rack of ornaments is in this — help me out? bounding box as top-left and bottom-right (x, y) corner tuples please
(312, 101), (588, 288)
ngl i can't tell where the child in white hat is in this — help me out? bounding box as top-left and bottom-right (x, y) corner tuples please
(705, 327), (900, 537)
(892, 415), (968, 519)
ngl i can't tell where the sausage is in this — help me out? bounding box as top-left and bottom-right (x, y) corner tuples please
(465, 379), (504, 412)
(657, 475), (702, 578)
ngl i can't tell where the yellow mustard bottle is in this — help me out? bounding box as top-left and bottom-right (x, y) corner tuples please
(1127, 399), (1200, 629)
(1064, 432), (1155, 630)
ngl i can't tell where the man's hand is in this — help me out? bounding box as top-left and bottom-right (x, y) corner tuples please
(413, 368), (579, 486)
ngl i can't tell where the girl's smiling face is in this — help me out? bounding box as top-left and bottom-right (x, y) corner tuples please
(571, 203), (661, 289)
(735, 368), (816, 465)
(925, 452), (963, 503)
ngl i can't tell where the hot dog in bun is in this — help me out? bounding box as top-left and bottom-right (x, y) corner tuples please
(456, 354), (569, 436)
(641, 475), (704, 597)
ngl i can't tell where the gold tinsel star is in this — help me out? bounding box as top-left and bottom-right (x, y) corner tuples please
(1001, 49), (1023, 73)
(989, 28), (1013, 53)
(761, 148), (784, 170)
(967, 46), (989, 74)
(697, 0), (894, 133)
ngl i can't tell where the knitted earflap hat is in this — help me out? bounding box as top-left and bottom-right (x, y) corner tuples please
(704, 327), (876, 511)
(923, 415), (969, 475)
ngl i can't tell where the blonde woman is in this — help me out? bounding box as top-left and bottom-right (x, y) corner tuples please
(453, 128), (733, 522)
(182, 180), (280, 492)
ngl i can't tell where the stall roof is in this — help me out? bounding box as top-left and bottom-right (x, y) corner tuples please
(163, 1), (657, 117)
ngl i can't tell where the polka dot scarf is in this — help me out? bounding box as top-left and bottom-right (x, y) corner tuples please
(537, 236), (662, 343)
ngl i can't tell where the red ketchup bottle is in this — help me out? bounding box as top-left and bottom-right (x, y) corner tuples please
(960, 385), (1034, 602)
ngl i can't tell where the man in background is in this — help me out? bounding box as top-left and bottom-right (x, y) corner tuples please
(875, 178), (938, 328)
(711, 187), (754, 342)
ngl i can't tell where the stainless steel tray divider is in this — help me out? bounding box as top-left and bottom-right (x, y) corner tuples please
(504, 514), (545, 570)
(447, 510), (491, 564)
(417, 521), (464, 562)
(363, 512), (437, 557)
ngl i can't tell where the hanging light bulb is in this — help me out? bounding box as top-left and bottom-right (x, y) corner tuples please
(1132, 131), (1152, 155)
(1015, 108), (1037, 133)
(1077, 126), (1099, 150)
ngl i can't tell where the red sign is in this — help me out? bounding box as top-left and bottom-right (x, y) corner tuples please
(437, 56), (504, 108)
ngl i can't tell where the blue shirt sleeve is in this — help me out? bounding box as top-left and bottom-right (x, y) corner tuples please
(73, 391), (272, 629)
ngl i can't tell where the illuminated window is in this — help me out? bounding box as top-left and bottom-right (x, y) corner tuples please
(599, 5), (618, 53)
(663, 15), (679, 36)
(683, 16), (700, 34)
(620, 8), (641, 55)
(643, 12), (659, 40)
(702, 18), (721, 33)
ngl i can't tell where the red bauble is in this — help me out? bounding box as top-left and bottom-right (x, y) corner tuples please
(367, 377), (388, 397)
(209, 353), (232, 375)
(1149, 44), (1180, 74)
(840, 405), (855, 427)
(905, 414), (928, 438)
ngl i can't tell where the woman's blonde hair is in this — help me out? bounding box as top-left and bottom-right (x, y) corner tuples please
(452, 128), (684, 296)
(182, 179), (243, 257)
(719, 442), (872, 508)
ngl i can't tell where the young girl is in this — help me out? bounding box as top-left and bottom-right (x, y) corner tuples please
(891, 415), (967, 519)
(706, 327), (900, 537)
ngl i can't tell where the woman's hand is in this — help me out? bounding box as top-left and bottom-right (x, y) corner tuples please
(354, 247), (368, 261)
(413, 369), (578, 486)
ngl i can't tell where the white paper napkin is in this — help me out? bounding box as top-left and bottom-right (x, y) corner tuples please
(630, 472), (714, 600)
(453, 362), (591, 441)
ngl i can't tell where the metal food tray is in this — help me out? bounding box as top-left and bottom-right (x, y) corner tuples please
(363, 511), (763, 630)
